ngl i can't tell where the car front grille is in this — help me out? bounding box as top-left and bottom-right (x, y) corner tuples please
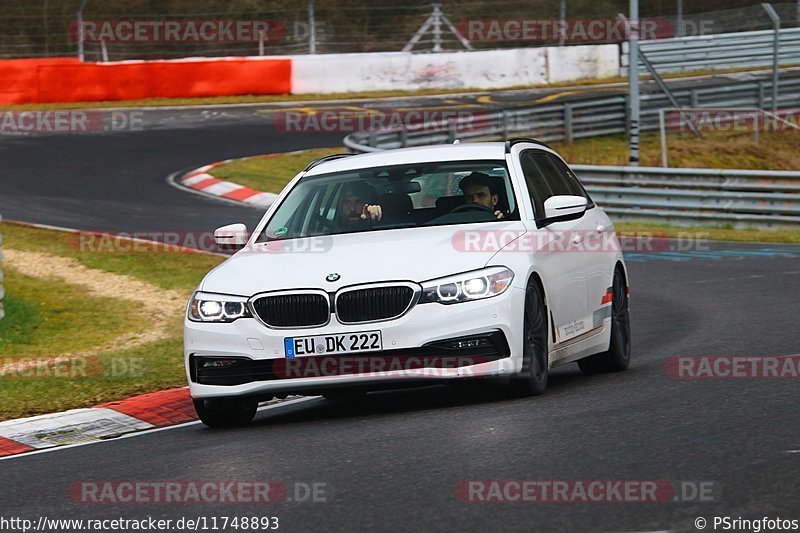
(336, 285), (416, 323)
(251, 292), (330, 328)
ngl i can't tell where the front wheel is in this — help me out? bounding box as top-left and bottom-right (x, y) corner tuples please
(505, 278), (549, 396)
(578, 268), (631, 375)
(193, 397), (258, 428)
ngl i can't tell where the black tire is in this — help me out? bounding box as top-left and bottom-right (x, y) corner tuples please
(506, 278), (549, 396)
(322, 389), (367, 400)
(193, 397), (258, 428)
(578, 268), (631, 375)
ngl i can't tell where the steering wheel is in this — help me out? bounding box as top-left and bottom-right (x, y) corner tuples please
(448, 203), (496, 215)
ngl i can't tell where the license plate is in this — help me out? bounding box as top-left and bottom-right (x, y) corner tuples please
(284, 331), (383, 358)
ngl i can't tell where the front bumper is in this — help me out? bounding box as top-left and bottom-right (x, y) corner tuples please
(185, 286), (524, 399)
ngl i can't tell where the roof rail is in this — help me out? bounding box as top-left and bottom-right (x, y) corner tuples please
(505, 138), (552, 152)
(303, 153), (355, 172)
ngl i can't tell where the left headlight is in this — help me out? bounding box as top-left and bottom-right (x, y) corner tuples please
(419, 267), (514, 305)
(188, 292), (252, 322)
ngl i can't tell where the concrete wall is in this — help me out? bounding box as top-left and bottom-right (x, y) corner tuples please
(290, 44), (619, 94)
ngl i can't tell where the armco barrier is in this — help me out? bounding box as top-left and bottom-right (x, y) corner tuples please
(0, 57), (291, 105)
(572, 165), (800, 228)
(622, 27), (800, 75)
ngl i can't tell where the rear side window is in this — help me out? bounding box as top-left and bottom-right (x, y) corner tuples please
(544, 154), (595, 207)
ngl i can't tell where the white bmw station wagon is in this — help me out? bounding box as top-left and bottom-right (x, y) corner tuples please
(185, 139), (631, 427)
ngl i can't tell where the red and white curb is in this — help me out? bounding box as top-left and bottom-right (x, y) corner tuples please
(178, 158), (279, 207)
(0, 388), (197, 457)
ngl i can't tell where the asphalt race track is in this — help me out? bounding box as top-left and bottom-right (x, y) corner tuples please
(1, 74), (799, 532)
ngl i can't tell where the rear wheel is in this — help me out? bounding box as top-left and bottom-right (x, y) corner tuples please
(506, 278), (549, 396)
(193, 397), (258, 428)
(578, 268), (631, 375)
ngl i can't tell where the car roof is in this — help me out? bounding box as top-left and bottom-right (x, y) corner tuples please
(303, 143), (511, 177)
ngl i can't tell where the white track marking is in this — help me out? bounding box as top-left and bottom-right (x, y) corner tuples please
(0, 396), (319, 462)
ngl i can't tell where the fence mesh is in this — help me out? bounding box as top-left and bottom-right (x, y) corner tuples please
(0, 0), (798, 60)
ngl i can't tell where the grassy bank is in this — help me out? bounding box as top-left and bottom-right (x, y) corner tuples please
(0, 222), (224, 420)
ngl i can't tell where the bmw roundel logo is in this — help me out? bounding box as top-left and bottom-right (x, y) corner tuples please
(326, 273), (341, 282)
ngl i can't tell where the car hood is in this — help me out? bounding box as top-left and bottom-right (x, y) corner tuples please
(200, 221), (528, 295)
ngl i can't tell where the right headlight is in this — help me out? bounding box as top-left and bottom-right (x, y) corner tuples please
(419, 267), (514, 305)
(188, 292), (252, 322)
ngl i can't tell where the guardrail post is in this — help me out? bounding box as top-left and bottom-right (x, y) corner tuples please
(659, 108), (669, 168)
(501, 110), (509, 140)
(400, 126), (408, 148)
(100, 39), (108, 62)
(564, 103), (574, 144)
(758, 81), (766, 108)
(447, 119), (456, 143)
(368, 131), (377, 147)
(258, 31), (265, 56)
(690, 90), (699, 107)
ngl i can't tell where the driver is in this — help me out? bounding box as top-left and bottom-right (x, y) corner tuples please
(338, 182), (382, 229)
(458, 172), (505, 219)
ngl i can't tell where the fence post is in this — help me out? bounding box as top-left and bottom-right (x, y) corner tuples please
(564, 103), (573, 144)
(676, 0), (684, 37)
(762, 3), (780, 113)
(258, 31), (265, 56)
(559, 0), (567, 46)
(100, 39), (108, 62)
(628, 0), (641, 166)
(76, 0), (88, 61)
(308, 0), (317, 54)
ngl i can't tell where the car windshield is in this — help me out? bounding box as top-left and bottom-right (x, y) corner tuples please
(258, 160), (518, 242)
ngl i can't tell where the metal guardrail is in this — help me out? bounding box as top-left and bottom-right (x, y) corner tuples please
(622, 28), (800, 74)
(573, 165), (800, 227)
(345, 75), (800, 150)
(343, 75), (800, 228)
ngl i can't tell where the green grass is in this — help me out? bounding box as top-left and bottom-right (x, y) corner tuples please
(551, 131), (800, 170)
(614, 222), (800, 245)
(210, 148), (342, 192)
(0, 270), (145, 358)
(3, 222), (223, 293)
(0, 221), (224, 421)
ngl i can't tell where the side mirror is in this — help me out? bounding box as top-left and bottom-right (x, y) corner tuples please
(538, 195), (588, 227)
(214, 223), (248, 251)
